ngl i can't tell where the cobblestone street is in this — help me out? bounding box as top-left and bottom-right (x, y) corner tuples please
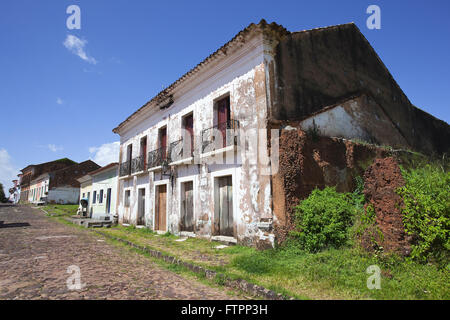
(0, 204), (240, 300)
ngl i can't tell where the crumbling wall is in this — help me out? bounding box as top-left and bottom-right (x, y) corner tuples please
(363, 157), (411, 256)
(269, 23), (450, 155)
(272, 127), (388, 244)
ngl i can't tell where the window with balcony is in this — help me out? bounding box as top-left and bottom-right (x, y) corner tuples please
(202, 95), (239, 153)
(170, 113), (194, 164)
(120, 144), (133, 177)
(147, 127), (168, 169)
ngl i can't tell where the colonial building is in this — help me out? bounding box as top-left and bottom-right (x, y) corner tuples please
(112, 20), (449, 247)
(77, 163), (119, 220)
(22, 159), (100, 204)
(19, 158), (77, 203)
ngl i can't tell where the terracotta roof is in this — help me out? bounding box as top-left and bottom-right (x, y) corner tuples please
(87, 162), (119, 176)
(112, 19), (289, 134)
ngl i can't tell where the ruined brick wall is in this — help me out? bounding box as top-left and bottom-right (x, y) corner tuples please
(363, 157), (411, 256)
(268, 23), (450, 155)
(272, 127), (388, 244)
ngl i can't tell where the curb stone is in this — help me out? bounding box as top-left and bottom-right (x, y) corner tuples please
(94, 230), (293, 300)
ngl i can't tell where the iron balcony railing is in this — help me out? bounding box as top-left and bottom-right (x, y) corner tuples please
(168, 138), (194, 163)
(119, 160), (131, 177)
(147, 146), (167, 169)
(201, 119), (240, 154)
(131, 154), (146, 173)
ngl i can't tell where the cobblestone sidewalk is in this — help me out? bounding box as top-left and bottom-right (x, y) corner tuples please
(0, 204), (241, 300)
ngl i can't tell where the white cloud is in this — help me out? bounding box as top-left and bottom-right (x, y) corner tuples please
(89, 142), (120, 166)
(0, 149), (19, 195)
(47, 144), (63, 152)
(63, 34), (97, 64)
(56, 98), (64, 105)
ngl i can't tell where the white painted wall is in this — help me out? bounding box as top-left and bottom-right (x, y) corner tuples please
(48, 187), (79, 204)
(116, 33), (275, 247)
(90, 167), (118, 220)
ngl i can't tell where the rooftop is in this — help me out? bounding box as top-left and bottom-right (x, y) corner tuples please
(112, 19), (290, 134)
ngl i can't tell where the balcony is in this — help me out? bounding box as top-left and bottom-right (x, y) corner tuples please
(147, 147), (167, 169)
(119, 160), (131, 177)
(201, 119), (240, 154)
(131, 155), (146, 173)
(168, 138), (194, 164)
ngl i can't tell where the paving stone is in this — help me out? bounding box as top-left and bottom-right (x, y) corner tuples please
(0, 205), (241, 300)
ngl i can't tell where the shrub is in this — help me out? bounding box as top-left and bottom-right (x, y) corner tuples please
(397, 164), (450, 267)
(291, 187), (356, 253)
(352, 203), (384, 253)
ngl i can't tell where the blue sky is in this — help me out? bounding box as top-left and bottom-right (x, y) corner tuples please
(0, 0), (449, 193)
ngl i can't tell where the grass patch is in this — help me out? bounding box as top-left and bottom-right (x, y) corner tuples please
(43, 205), (449, 300)
(41, 204), (78, 217)
(98, 224), (449, 300)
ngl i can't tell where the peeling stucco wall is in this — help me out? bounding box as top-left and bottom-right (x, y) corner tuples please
(299, 94), (409, 148)
(115, 34), (276, 248)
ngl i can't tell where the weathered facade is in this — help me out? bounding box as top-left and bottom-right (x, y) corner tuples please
(77, 163), (119, 220)
(21, 159), (100, 205)
(19, 158), (77, 203)
(113, 20), (450, 248)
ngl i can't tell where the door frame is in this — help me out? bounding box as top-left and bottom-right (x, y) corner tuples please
(122, 187), (132, 224)
(177, 176), (197, 234)
(106, 188), (112, 214)
(210, 168), (237, 239)
(136, 187), (146, 226)
(153, 179), (169, 232)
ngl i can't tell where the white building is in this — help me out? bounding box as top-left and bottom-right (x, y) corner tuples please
(112, 20), (450, 249)
(77, 163), (118, 220)
(112, 21), (280, 248)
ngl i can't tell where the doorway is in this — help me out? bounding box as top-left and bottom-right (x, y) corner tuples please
(137, 188), (145, 226)
(214, 175), (233, 237)
(180, 181), (194, 232)
(155, 184), (167, 231)
(106, 188), (112, 214)
(215, 96), (230, 148)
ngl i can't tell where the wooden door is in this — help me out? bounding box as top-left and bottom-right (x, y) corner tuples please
(127, 144), (132, 174)
(217, 97), (230, 148)
(180, 181), (194, 232)
(137, 188), (145, 225)
(159, 127), (167, 160)
(140, 137), (147, 170)
(155, 185), (167, 231)
(106, 188), (111, 214)
(216, 176), (233, 237)
(184, 114), (194, 155)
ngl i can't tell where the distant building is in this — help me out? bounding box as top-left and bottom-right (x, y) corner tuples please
(77, 163), (119, 220)
(20, 158), (77, 203)
(21, 158), (100, 204)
